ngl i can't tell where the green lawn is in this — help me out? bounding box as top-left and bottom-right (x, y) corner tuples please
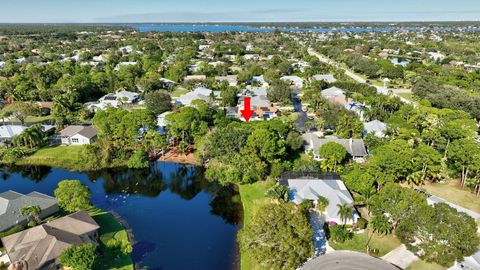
(329, 229), (402, 257)
(406, 260), (445, 270)
(397, 92), (414, 101)
(171, 89), (189, 98)
(18, 145), (87, 171)
(423, 181), (480, 213)
(10, 115), (54, 124)
(89, 208), (134, 270)
(238, 181), (273, 270)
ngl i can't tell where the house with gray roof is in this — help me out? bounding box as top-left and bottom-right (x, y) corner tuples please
(0, 190), (59, 232)
(175, 87), (215, 106)
(280, 76), (304, 89)
(321, 87), (348, 106)
(313, 74), (337, 84)
(0, 126), (28, 142)
(1, 211), (99, 270)
(364, 120), (387, 137)
(59, 125), (98, 145)
(302, 133), (368, 162)
(285, 177), (359, 225)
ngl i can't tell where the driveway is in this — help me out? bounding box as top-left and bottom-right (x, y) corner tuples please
(309, 210), (333, 256)
(308, 48), (413, 104)
(292, 90), (311, 132)
(382, 244), (418, 269)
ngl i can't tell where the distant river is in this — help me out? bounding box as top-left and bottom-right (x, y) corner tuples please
(129, 24), (480, 33)
(0, 163), (241, 270)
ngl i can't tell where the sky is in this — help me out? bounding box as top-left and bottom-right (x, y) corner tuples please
(1, 0), (480, 23)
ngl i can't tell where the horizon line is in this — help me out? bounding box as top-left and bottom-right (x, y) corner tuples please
(0, 20), (480, 25)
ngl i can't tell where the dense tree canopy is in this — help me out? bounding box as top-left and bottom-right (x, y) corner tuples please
(238, 203), (314, 270)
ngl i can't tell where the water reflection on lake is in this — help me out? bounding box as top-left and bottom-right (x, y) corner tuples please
(0, 162), (241, 270)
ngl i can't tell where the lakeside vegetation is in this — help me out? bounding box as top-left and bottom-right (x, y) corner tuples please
(238, 182), (271, 270)
(1, 23), (480, 270)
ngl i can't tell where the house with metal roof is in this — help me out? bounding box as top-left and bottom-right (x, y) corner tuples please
(321, 87), (349, 106)
(1, 211), (99, 270)
(0, 190), (59, 232)
(175, 87), (215, 106)
(313, 74), (337, 84)
(281, 76), (304, 89)
(364, 120), (387, 137)
(0, 126), (28, 142)
(285, 177), (359, 225)
(59, 125), (98, 145)
(302, 133), (368, 162)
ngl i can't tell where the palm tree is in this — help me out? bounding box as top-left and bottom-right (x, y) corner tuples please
(365, 214), (391, 249)
(337, 203), (353, 227)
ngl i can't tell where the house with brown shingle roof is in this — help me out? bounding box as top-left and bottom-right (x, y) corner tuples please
(1, 211), (100, 270)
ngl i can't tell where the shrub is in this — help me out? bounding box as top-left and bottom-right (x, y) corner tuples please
(329, 225), (353, 243)
(357, 217), (368, 229)
(265, 184), (289, 202)
(317, 196), (329, 212)
(27, 220), (37, 227)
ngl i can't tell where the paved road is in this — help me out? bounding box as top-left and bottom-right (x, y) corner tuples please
(292, 89), (311, 132)
(301, 251), (401, 270)
(308, 48), (412, 104)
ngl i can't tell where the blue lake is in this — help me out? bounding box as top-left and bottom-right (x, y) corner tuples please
(129, 24), (480, 33)
(0, 163), (241, 270)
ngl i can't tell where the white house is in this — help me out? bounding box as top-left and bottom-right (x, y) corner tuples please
(0, 61), (5, 68)
(59, 125), (98, 145)
(114, 62), (137, 71)
(281, 76), (304, 89)
(89, 91), (139, 110)
(244, 54), (259, 60)
(313, 74), (337, 84)
(363, 120), (387, 137)
(175, 87), (215, 106)
(286, 177), (360, 225)
(302, 133), (368, 162)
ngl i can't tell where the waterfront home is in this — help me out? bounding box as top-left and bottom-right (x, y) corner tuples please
(280, 76), (304, 89)
(363, 120), (387, 137)
(1, 211), (100, 270)
(0, 190), (59, 232)
(284, 176), (359, 225)
(0, 125), (29, 143)
(215, 75), (238, 87)
(302, 133), (368, 162)
(313, 74), (337, 84)
(59, 125), (98, 145)
(321, 87), (348, 106)
(175, 87), (215, 106)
